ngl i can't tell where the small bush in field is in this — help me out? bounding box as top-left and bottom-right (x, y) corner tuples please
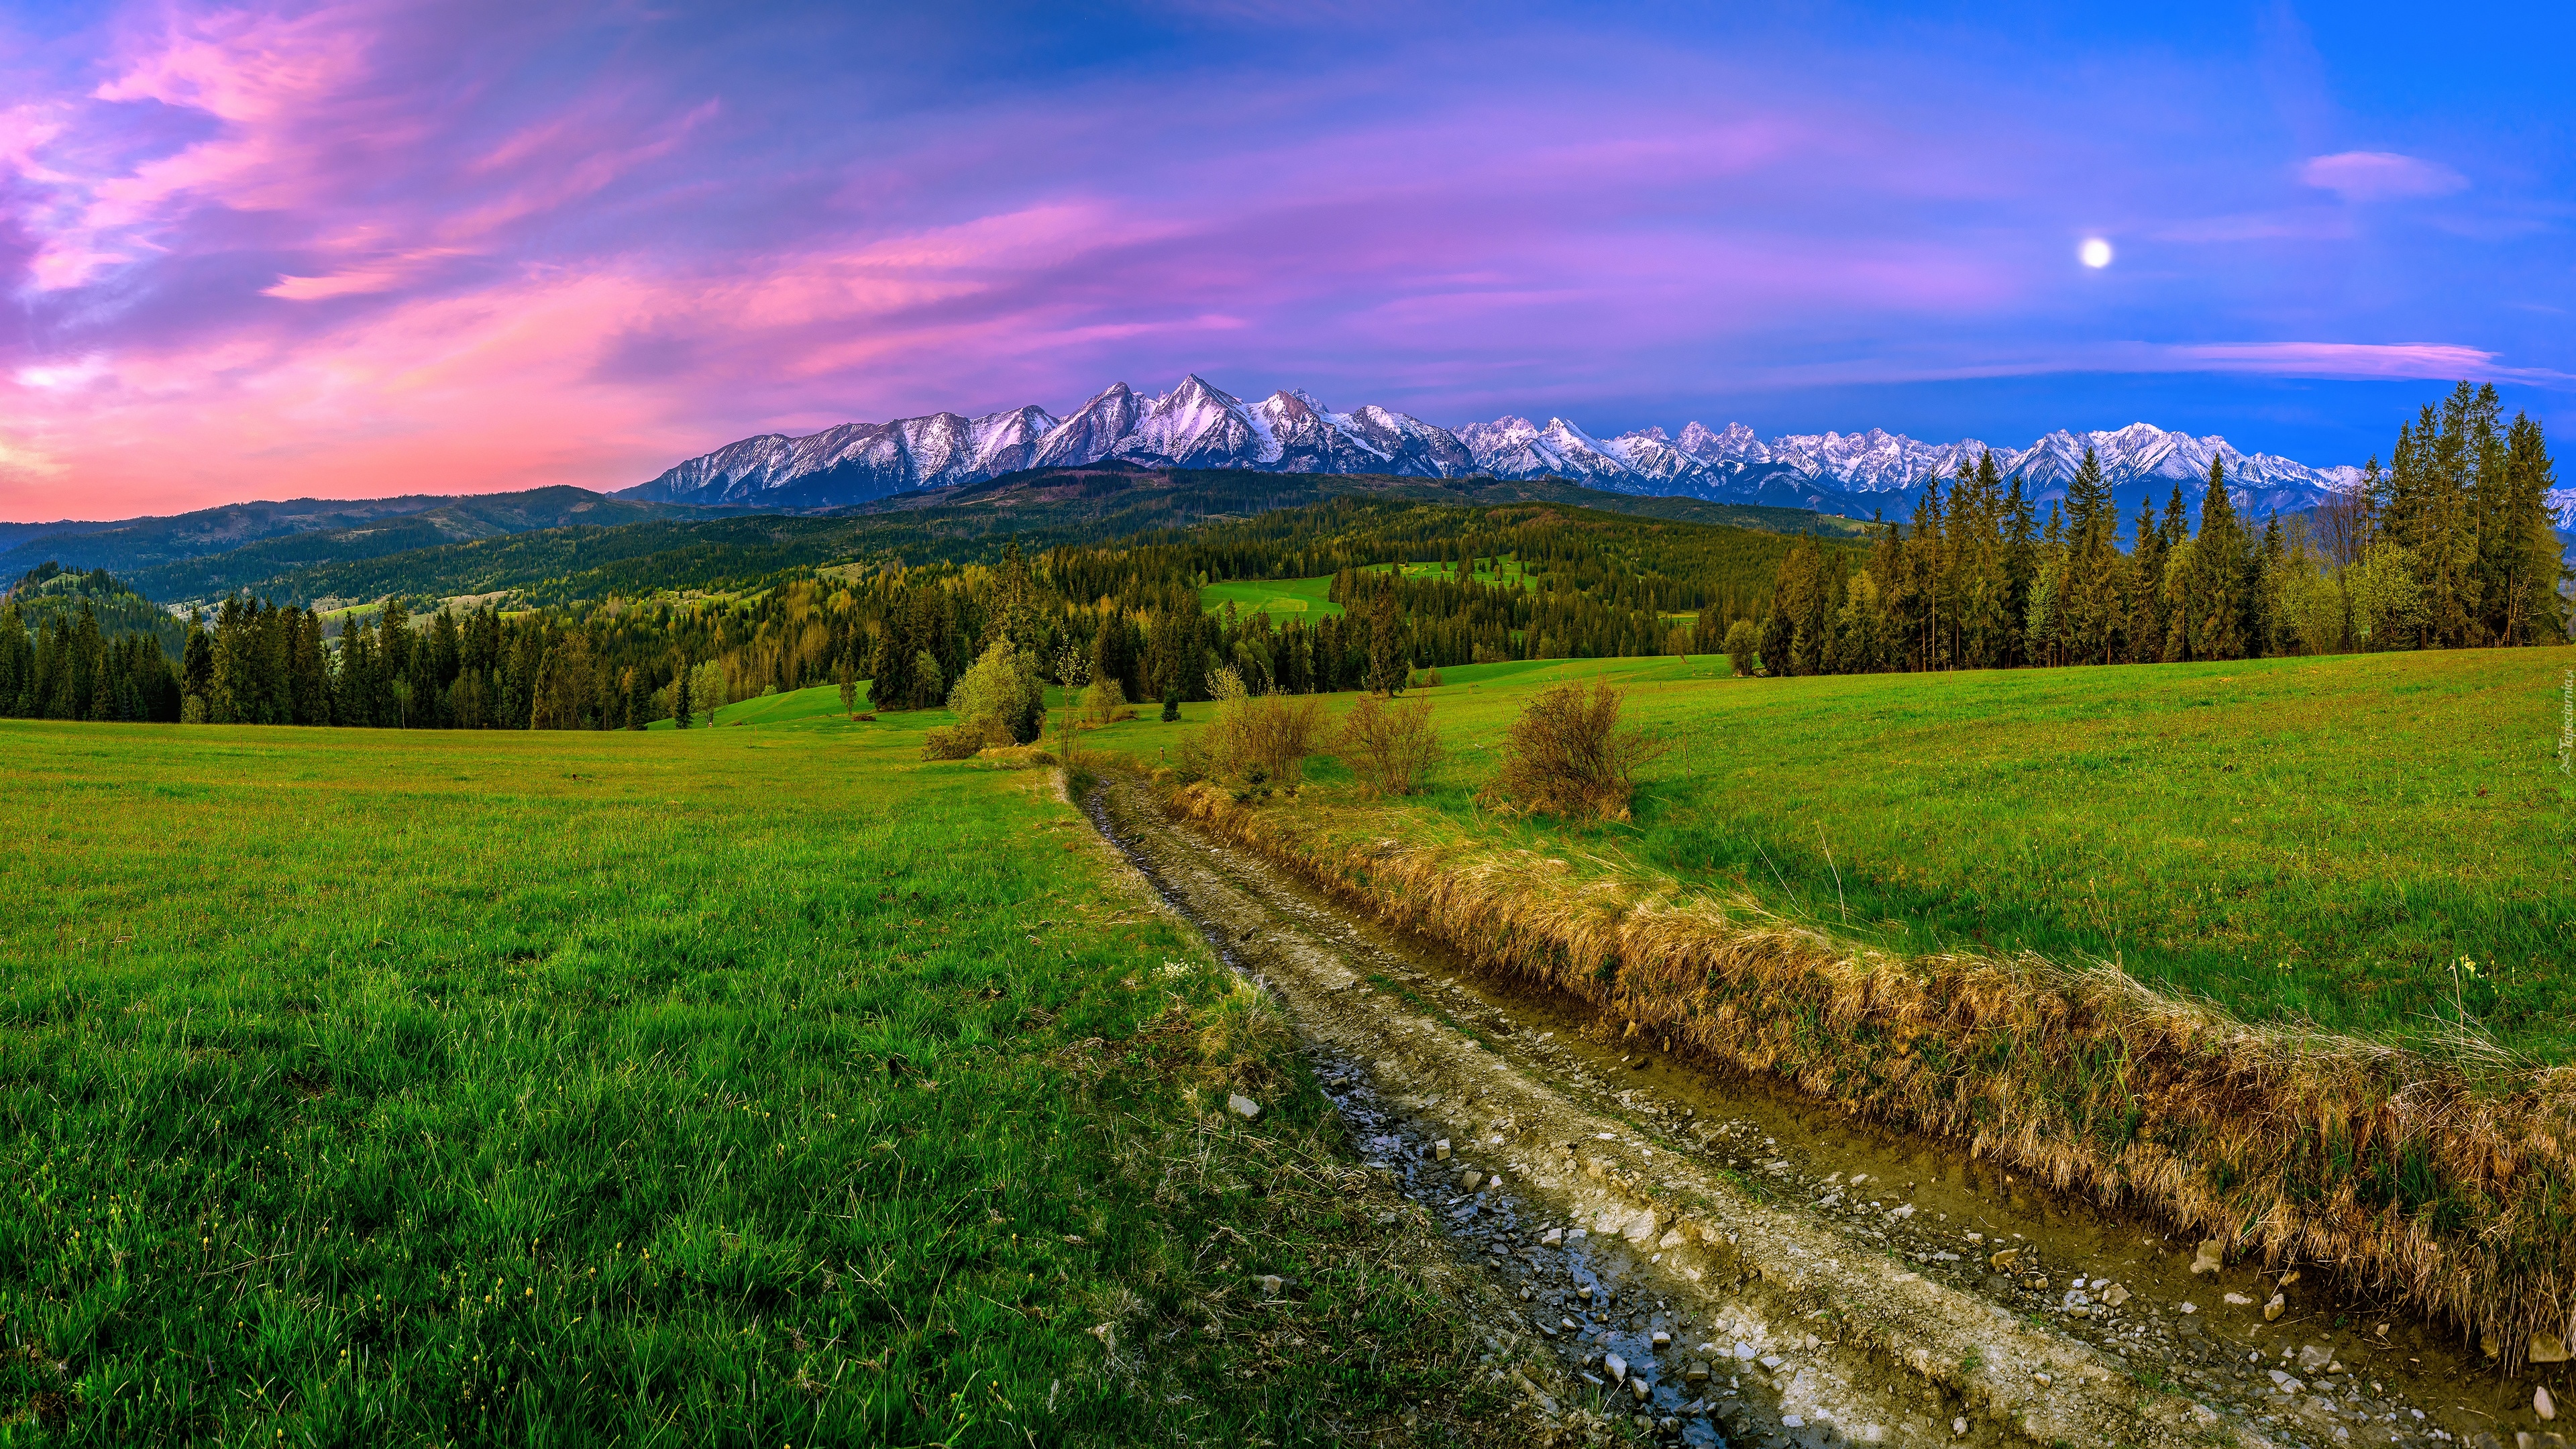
(1243, 694), (1328, 786)
(1723, 619), (1761, 678)
(1179, 667), (1326, 792)
(1486, 679), (1669, 822)
(920, 723), (983, 760)
(1081, 678), (1126, 726)
(947, 642), (1046, 743)
(1336, 693), (1442, 796)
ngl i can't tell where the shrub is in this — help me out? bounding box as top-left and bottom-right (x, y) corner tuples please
(1161, 687), (1182, 722)
(947, 641), (1046, 743)
(1242, 694), (1328, 786)
(1336, 692), (1442, 796)
(920, 723), (983, 760)
(1081, 678), (1126, 727)
(1485, 680), (1669, 822)
(1723, 619), (1760, 678)
(1180, 667), (1326, 792)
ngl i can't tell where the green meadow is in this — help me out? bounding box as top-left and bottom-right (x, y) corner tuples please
(1081, 647), (2576, 1057)
(0, 713), (1510, 1445)
(1197, 576), (1342, 621)
(1195, 560), (1531, 621)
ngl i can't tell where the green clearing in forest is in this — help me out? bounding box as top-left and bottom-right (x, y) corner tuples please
(1198, 575), (1343, 619)
(1197, 559), (1534, 622)
(0, 713), (1506, 1444)
(1081, 648), (2576, 1057)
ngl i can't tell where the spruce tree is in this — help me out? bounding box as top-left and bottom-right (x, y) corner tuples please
(1364, 579), (1405, 695)
(2129, 495), (2167, 663)
(2496, 413), (2567, 644)
(2184, 458), (2249, 661)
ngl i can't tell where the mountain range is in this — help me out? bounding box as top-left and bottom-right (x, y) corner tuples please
(621, 374), (2381, 523)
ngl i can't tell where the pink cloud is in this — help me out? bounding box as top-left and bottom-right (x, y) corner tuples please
(85, 4), (390, 227)
(2300, 151), (2469, 202)
(2157, 341), (2561, 382)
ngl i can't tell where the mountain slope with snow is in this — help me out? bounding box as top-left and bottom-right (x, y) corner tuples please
(622, 376), (2369, 523)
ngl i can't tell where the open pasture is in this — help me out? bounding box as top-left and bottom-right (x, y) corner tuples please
(0, 714), (1503, 1444)
(1088, 647), (2575, 1056)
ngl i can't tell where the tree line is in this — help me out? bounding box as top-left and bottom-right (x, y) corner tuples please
(1751, 383), (2563, 676)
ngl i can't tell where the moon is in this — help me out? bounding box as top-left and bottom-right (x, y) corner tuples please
(2080, 237), (2114, 269)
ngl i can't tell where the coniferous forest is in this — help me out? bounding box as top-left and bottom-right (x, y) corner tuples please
(1755, 382), (2563, 676)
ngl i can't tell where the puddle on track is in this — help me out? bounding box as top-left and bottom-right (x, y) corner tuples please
(1085, 780), (2554, 1449)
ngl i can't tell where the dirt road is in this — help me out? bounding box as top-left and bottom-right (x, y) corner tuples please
(1087, 774), (2540, 1449)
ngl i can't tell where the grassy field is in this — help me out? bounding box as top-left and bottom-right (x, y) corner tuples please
(0, 710), (1516, 1444)
(1198, 576), (1342, 620)
(1196, 561), (1532, 622)
(1083, 647), (2576, 1057)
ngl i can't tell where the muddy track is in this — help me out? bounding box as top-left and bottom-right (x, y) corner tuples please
(1085, 773), (2551, 1449)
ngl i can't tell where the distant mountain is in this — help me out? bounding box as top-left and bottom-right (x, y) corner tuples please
(623, 374), (2366, 525)
(52, 488), (705, 604)
(0, 494), (471, 582)
(1, 486), (710, 592)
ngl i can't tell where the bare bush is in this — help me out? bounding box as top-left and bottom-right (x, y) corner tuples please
(1242, 693), (1328, 786)
(1486, 679), (1669, 822)
(1179, 667), (1326, 794)
(1336, 692), (1442, 796)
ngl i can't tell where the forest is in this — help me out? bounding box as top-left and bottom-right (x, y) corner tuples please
(0, 500), (1840, 729)
(1752, 383), (2564, 676)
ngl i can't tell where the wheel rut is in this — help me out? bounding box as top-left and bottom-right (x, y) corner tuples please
(1085, 773), (2524, 1449)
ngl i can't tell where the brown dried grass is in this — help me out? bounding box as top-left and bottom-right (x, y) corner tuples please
(1170, 781), (2576, 1368)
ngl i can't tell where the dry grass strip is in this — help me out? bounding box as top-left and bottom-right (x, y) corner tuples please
(1169, 781), (2576, 1369)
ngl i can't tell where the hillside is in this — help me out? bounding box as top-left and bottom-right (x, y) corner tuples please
(125, 488), (711, 604)
(4, 562), (186, 656)
(0, 486), (721, 593)
(160, 465), (1871, 608)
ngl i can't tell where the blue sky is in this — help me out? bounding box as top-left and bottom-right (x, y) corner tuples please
(1, 0), (2567, 515)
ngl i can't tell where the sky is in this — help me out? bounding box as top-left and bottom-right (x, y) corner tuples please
(1, 0), (2570, 521)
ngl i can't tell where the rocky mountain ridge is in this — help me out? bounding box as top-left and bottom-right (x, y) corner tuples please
(621, 375), (2369, 522)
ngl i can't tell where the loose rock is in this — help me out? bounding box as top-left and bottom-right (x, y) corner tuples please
(1228, 1093), (1261, 1120)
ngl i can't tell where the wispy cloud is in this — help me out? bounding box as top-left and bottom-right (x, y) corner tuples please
(2300, 150), (2469, 202)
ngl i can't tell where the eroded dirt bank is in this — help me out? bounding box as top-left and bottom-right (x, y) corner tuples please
(1085, 773), (2558, 1449)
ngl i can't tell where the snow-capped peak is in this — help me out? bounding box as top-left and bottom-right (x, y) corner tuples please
(623, 376), (2369, 522)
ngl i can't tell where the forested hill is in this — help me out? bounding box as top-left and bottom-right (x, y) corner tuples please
(139, 464), (1873, 609)
(4, 564), (186, 657)
(125, 488), (711, 604)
